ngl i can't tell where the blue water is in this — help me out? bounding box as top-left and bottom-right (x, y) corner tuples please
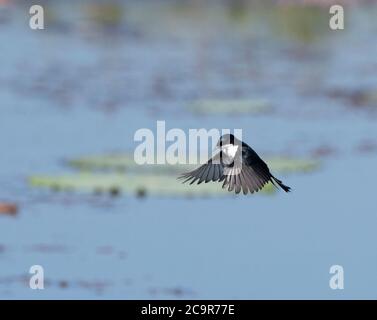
(0, 2), (377, 299)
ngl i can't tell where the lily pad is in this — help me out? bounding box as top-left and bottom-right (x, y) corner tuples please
(266, 157), (320, 173)
(67, 154), (320, 175)
(68, 154), (185, 174)
(34, 154), (320, 198)
(269, 5), (329, 42)
(68, 154), (136, 172)
(29, 173), (276, 197)
(188, 99), (272, 115)
(84, 3), (124, 28)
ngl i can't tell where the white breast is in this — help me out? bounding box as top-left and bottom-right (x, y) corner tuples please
(221, 144), (238, 159)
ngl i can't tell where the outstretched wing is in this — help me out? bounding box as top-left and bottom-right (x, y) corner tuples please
(178, 152), (225, 185)
(222, 164), (272, 195)
(222, 147), (274, 195)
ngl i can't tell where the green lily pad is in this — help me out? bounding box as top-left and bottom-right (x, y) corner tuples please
(84, 3), (124, 28)
(29, 173), (276, 197)
(68, 154), (136, 172)
(188, 99), (272, 115)
(266, 157), (320, 173)
(269, 5), (329, 42)
(35, 154), (319, 197)
(67, 154), (320, 174)
(68, 154), (183, 174)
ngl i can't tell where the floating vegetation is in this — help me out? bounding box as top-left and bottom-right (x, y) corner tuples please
(28, 244), (70, 254)
(68, 154), (186, 174)
(68, 154), (136, 172)
(327, 88), (377, 109)
(0, 202), (18, 217)
(29, 173), (276, 197)
(266, 157), (320, 173)
(310, 145), (337, 158)
(30, 156), (320, 197)
(188, 99), (272, 115)
(67, 154), (320, 175)
(84, 3), (124, 29)
(269, 5), (329, 42)
(226, 0), (252, 23)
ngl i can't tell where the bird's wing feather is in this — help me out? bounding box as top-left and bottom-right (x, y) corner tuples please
(178, 152), (225, 184)
(222, 146), (273, 194)
(223, 164), (271, 194)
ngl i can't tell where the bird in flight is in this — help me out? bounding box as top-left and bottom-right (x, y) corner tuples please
(178, 134), (291, 195)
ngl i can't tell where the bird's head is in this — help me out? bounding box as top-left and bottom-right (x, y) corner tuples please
(216, 134), (238, 148)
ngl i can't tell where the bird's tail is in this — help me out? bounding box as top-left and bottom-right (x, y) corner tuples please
(271, 176), (291, 193)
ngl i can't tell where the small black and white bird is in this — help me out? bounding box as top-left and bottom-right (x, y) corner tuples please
(178, 134), (291, 195)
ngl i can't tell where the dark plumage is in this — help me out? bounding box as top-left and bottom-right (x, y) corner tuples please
(178, 134), (291, 195)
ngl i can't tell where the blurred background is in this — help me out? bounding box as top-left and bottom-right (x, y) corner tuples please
(1, 0), (377, 299)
